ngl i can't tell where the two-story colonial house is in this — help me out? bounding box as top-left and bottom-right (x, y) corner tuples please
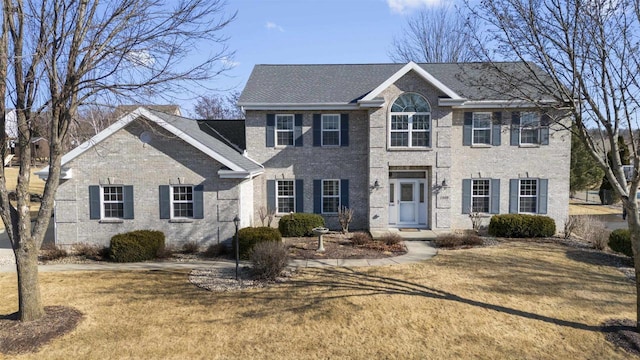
(41, 61), (570, 249)
(238, 61), (570, 233)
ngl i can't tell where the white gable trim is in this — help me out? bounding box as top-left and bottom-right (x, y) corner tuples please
(38, 107), (257, 179)
(445, 99), (560, 109)
(361, 62), (464, 102)
(240, 103), (360, 111)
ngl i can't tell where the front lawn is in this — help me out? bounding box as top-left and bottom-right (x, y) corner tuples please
(0, 241), (635, 359)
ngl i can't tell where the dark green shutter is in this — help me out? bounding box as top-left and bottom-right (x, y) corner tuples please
(463, 112), (472, 146)
(511, 112), (520, 146)
(313, 114), (321, 146)
(294, 114), (303, 147)
(492, 112), (502, 146)
(340, 114), (349, 146)
(540, 114), (550, 145)
(340, 179), (349, 208)
(123, 185), (134, 219)
(193, 185), (204, 219)
(159, 185), (170, 219)
(266, 180), (276, 212)
(490, 179), (500, 214)
(266, 114), (275, 147)
(89, 185), (101, 219)
(538, 179), (548, 214)
(295, 179), (303, 212)
(313, 180), (322, 214)
(462, 179), (471, 214)
(509, 179), (519, 214)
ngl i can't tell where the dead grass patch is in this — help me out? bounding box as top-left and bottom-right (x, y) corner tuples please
(0, 242), (636, 359)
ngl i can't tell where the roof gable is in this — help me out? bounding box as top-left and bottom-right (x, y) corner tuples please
(360, 62), (463, 102)
(238, 62), (559, 110)
(37, 107), (262, 179)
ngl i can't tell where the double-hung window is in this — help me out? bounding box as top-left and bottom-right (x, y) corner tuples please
(472, 113), (492, 145)
(102, 185), (124, 219)
(471, 179), (490, 213)
(389, 93), (431, 148)
(322, 179), (340, 214)
(520, 112), (540, 145)
(519, 179), (538, 213)
(89, 184), (133, 220)
(321, 114), (340, 146)
(276, 180), (295, 213)
(276, 114), (294, 146)
(171, 185), (194, 219)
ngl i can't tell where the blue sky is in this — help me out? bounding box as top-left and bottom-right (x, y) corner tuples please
(183, 0), (444, 112)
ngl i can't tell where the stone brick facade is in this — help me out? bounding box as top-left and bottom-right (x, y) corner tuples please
(54, 120), (247, 248)
(244, 69), (571, 233)
(245, 110), (370, 230)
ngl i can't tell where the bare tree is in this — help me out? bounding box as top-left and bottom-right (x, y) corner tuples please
(193, 90), (243, 119)
(0, 0), (235, 321)
(389, 5), (479, 63)
(468, 0), (640, 328)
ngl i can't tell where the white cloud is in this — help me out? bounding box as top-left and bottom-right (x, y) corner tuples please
(265, 21), (284, 32)
(221, 57), (240, 68)
(126, 49), (155, 67)
(387, 0), (443, 13)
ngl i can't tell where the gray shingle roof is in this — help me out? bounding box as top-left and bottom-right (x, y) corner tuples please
(148, 110), (261, 173)
(238, 62), (556, 104)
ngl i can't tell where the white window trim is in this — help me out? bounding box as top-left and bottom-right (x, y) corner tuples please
(275, 114), (295, 147)
(389, 112), (431, 148)
(321, 114), (341, 147)
(101, 185), (124, 220)
(170, 185), (195, 219)
(518, 178), (538, 214)
(321, 179), (341, 214)
(276, 179), (295, 214)
(472, 112), (492, 146)
(519, 112), (541, 145)
(471, 179), (491, 213)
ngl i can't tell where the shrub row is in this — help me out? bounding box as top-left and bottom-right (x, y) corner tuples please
(109, 230), (165, 262)
(232, 226), (282, 259)
(435, 233), (483, 248)
(488, 214), (555, 238)
(278, 213), (325, 237)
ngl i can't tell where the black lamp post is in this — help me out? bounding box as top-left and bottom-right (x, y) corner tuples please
(233, 215), (240, 280)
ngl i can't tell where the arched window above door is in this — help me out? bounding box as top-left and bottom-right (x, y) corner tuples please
(389, 93), (431, 148)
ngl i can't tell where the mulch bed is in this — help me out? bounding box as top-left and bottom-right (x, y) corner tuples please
(603, 318), (640, 356)
(0, 306), (83, 355)
(284, 233), (406, 260)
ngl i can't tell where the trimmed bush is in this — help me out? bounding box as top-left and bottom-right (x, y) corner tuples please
(609, 229), (632, 257)
(249, 241), (289, 280)
(109, 230), (165, 262)
(351, 232), (372, 246)
(232, 226), (282, 259)
(278, 213), (325, 237)
(435, 233), (483, 248)
(488, 214), (556, 238)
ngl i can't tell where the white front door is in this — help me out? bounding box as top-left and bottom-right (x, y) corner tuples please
(398, 181), (418, 224)
(389, 178), (427, 226)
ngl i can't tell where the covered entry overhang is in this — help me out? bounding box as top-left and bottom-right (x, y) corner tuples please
(388, 167), (431, 229)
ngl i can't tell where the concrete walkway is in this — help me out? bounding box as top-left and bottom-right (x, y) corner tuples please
(0, 241), (437, 273)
